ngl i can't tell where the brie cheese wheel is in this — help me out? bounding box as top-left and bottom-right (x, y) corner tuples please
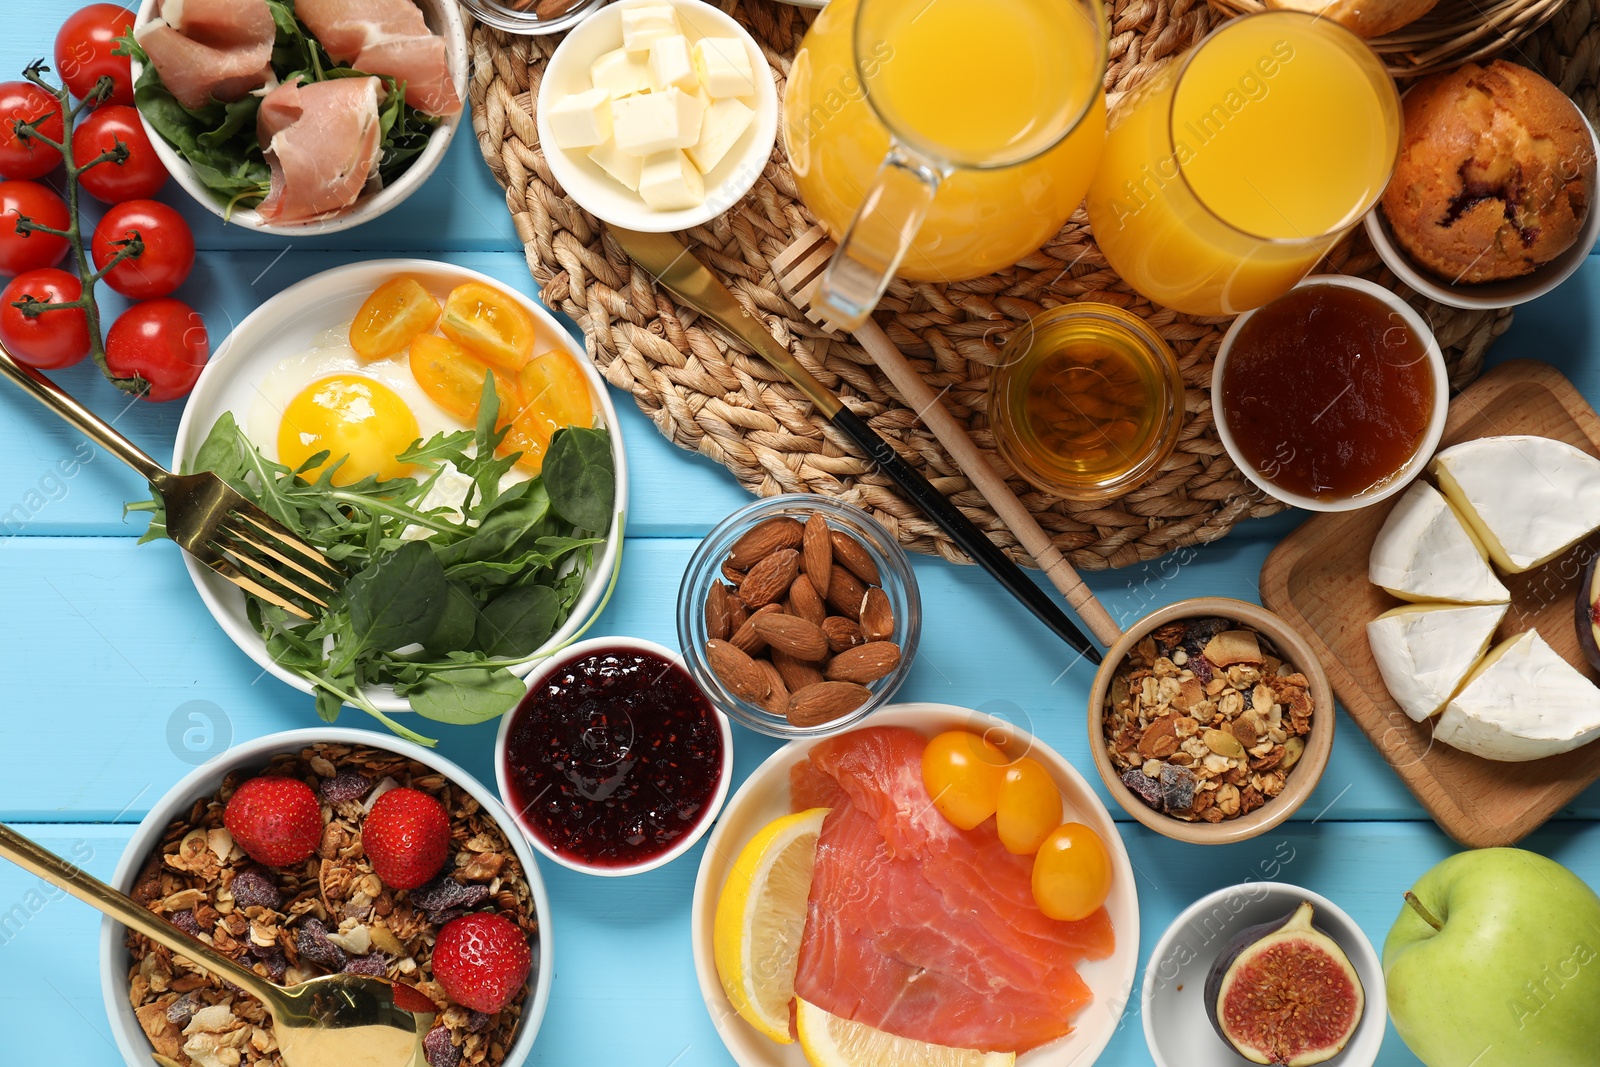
(1431, 435), (1600, 573)
(1367, 603), (1508, 722)
(1368, 481), (1510, 604)
(1435, 630), (1600, 762)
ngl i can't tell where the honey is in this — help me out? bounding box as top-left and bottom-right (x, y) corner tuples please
(989, 304), (1185, 501)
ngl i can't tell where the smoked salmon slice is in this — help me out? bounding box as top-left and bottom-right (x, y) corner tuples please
(791, 727), (1115, 1053)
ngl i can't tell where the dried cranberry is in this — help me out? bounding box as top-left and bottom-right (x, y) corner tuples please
(169, 910), (201, 937)
(166, 993), (199, 1027)
(320, 771), (372, 805)
(1160, 762), (1198, 811)
(466, 1010), (493, 1033)
(1121, 767), (1166, 812)
(342, 952), (389, 976)
(296, 918), (346, 971)
(423, 1026), (462, 1067)
(410, 875), (489, 923)
(229, 866), (281, 910)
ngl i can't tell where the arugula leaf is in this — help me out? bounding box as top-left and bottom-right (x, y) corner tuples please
(475, 586), (560, 659)
(406, 668), (526, 724)
(545, 427), (615, 532)
(344, 540), (448, 654)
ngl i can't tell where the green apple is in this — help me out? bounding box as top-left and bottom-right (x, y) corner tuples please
(1384, 847), (1600, 1067)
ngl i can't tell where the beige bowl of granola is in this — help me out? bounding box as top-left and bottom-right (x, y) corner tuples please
(98, 728), (552, 1067)
(1088, 598), (1335, 845)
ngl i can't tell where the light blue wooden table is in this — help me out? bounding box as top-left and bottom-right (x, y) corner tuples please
(3, 6), (1599, 1064)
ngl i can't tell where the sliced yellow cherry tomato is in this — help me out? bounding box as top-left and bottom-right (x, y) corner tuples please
(1032, 823), (1112, 922)
(515, 350), (594, 430)
(440, 280), (537, 374)
(995, 758), (1063, 855)
(921, 730), (1010, 831)
(500, 419), (553, 473)
(349, 276), (441, 361)
(409, 333), (515, 426)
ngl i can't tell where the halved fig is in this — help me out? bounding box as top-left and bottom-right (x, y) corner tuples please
(1575, 553), (1600, 673)
(1204, 900), (1363, 1066)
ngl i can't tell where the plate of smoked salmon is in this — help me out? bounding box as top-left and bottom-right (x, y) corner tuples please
(691, 704), (1139, 1067)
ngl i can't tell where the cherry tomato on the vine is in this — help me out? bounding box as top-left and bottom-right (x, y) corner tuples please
(0, 181), (70, 276)
(1032, 823), (1112, 922)
(0, 82), (64, 180)
(72, 105), (167, 203)
(105, 298), (209, 401)
(0, 267), (90, 369)
(54, 4), (137, 107)
(91, 199), (194, 298)
(995, 757), (1064, 855)
(921, 730), (1011, 831)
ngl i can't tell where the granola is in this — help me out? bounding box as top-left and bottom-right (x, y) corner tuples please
(126, 743), (538, 1067)
(1103, 617), (1312, 824)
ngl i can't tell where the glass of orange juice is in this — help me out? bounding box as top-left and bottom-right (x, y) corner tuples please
(784, 0), (1108, 329)
(1085, 12), (1400, 317)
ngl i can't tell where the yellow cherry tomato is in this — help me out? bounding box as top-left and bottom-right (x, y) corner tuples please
(349, 276), (441, 361)
(515, 350), (594, 430)
(408, 334), (516, 426)
(501, 419), (553, 473)
(921, 730), (1010, 831)
(440, 281), (537, 374)
(995, 758), (1063, 855)
(1032, 823), (1112, 922)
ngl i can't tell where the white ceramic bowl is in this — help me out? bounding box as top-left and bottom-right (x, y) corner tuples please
(1363, 113), (1600, 310)
(129, 0), (468, 235)
(690, 703), (1141, 1067)
(495, 636), (734, 877)
(99, 727), (554, 1067)
(537, 0), (779, 232)
(172, 259), (629, 714)
(1212, 273), (1449, 513)
(1142, 882), (1385, 1067)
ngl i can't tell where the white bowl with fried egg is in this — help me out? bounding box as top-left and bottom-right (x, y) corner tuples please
(171, 259), (628, 714)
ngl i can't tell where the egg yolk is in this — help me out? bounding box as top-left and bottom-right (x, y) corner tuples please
(277, 374), (420, 486)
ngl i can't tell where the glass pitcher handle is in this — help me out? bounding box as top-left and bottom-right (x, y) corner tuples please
(814, 144), (944, 331)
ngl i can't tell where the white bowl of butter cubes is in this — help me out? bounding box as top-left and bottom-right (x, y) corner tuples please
(537, 0), (778, 231)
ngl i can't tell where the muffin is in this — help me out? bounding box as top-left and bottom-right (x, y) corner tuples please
(1381, 60), (1595, 285)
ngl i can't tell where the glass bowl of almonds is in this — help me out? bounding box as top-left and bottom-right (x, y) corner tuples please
(677, 494), (922, 738)
(1087, 598), (1336, 845)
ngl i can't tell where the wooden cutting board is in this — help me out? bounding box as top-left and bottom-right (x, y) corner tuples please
(1260, 360), (1600, 848)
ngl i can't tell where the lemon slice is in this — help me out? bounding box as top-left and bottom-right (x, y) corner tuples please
(795, 998), (1017, 1067)
(713, 807), (829, 1044)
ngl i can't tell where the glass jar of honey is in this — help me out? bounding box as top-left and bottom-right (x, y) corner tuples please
(988, 303), (1185, 501)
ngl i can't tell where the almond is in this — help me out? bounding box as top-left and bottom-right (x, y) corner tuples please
(754, 659), (789, 715)
(705, 582), (734, 641)
(772, 650), (826, 693)
(731, 603), (782, 654)
(826, 564), (868, 619)
(727, 592), (748, 633)
(721, 558), (747, 586)
(787, 681), (871, 728)
(821, 615), (864, 654)
(728, 517), (804, 567)
(753, 613), (829, 662)
(788, 573), (827, 628)
(802, 512), (833, 599)
(859, 587), (894, 642)
(825, 641), (902, 684)
(829, 530), (880, 586)
(740, 548), (800, 608)
(706, 639), (770, 704)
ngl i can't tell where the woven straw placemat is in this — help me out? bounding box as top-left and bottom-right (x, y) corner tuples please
(465, 0), (1600, 570)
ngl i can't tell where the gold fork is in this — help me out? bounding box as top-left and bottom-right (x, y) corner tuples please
(0, 342), (343, 620)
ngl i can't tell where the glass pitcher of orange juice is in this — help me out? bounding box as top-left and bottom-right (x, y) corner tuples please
(784, 0), (1108, 329)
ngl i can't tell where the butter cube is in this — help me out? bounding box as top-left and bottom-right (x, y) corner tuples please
(547, 87), (613, 149)
(590, 48), (653, 99)
(588, 138), (643, 191)
(620, 2), (679, 52)
(612, 87), (704, 154)
(638, 150), (705, 210)
(648, 34), (698, 93)
(692, 37), (757, 99)
(686, 96), (753, 174)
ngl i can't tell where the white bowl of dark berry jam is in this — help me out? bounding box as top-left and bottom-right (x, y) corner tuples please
(494, 637), (734, 877)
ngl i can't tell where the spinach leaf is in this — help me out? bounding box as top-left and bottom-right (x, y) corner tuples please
(406, 668), (526, 724)
(423, 581), (480, 655)
(434, 480), (551, 567)
(545, 427), (615, 532)
(345, 540), (447, 653)
(475, 586), (560, 658)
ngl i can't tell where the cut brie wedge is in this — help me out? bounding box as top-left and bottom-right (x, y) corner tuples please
(1435, 630), (1600, 762)
(1369, 481), (1511, 604)
(1431, 435), (1600, 573)
(1368, 603), (1508, 722)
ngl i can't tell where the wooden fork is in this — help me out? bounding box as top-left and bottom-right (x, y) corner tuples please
(0, 343), (343, 620)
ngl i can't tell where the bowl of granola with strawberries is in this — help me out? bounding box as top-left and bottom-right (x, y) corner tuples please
(98, 728), (552, 1067)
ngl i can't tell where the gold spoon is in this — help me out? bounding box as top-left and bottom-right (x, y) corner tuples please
(0, 822), (429, 1067)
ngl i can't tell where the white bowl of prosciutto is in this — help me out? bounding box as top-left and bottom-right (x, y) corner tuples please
(125, 0), (468, 234)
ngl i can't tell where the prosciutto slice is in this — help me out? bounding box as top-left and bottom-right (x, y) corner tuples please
(256, 76), (383, 224)
(135, 0), (275, 111)
(294, 0), (462, 116)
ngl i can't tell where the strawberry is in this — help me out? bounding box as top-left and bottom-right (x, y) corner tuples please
(223, 777), (323, 868)
(362, 787), (450, 891)
(431, 912), (532, 1013)
(389, 982), (441, 1015)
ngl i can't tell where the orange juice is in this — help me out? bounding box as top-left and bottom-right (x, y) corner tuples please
(1085, 13), (1399, 315)
(785, 0), (1107, 282)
